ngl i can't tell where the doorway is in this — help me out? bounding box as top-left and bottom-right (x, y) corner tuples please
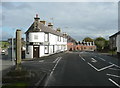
(33, 46), (39, 58)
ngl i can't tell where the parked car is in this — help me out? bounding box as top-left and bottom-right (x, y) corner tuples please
(1, 49), (8, 55)
(1, 49), (5, 55)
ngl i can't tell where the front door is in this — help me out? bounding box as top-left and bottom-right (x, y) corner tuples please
(33, 46), (39, 58)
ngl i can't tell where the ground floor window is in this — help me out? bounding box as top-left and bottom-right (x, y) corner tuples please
(44, 46), (49, 54)
(26, 45), (29, 54)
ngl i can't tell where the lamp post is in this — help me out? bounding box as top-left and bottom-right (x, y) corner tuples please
(11, 28), (16, 65)
(112, 39), (113, 56)
(11, 38), (15, 65)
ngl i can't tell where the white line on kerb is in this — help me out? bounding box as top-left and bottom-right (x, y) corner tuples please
(39, 60), (44, 62)
(79, 54), (85, 61)
(107, 74), (120, 78)
(109, 78), (120, 87)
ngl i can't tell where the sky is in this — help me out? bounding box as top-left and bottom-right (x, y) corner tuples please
(1, 1), (118, 41)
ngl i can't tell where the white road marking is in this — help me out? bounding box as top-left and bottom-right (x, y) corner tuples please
(53, 57), (59, 63)
(79, 54), (85, 61)
(107, 74), (120, 78)
(91, 58), (97, 63)
(114, 64), (120, 69)
(109, 68), (120, 71)
(98, 64), (114, 71)
(87, 62), (114, 72)
(99, 57), (106, 61)
(87, 62), (99, 71)
(109, 62), (120, 68)
(50, 57), (62, 76)
(39, 60), (44, 62)
(45, 57), (62, 86)
(109, 78), (120, 87)
(109, 62), (113, 64)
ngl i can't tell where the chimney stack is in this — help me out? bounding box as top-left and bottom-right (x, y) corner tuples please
(48, 23), (53, 28)
(34, 14), (40, 21)
(63, 32), (67, 37)
(56, 28), (61, 32)
(40, 20), (46, 25)
(34, 14), (40, 30)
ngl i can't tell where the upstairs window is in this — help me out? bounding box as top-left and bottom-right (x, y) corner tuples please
(26, 33), (29, 42)
(57, 36), (59, 41)
(45, 33), (49, 42)
(34, 35), (38, 40)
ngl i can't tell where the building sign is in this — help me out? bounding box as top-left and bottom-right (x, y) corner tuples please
(33, 42), (43, 45)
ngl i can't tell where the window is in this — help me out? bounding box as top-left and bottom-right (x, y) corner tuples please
(34, 35), (38, 40)
(44, 46), (49, 54)
(57, 36), (59, 41)
(45, 33), (49, 42)
(59, 37), (61, 42)
(26, 45), (29, 54)
(26, 34), (29, 42)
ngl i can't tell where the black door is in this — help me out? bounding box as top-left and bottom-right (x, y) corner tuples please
(33, 46), (39, 58)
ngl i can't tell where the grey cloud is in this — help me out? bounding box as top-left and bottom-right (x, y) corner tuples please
(2, 2), (31, 10)
(2, 2), (118, 41)
(1, 31), (12, 40)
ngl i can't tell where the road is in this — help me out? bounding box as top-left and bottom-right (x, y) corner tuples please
(43, 51), (120, 87)
(1, 51), (120, 87)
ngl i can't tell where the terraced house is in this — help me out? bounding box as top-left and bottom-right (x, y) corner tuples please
(25, 14), (67, 58)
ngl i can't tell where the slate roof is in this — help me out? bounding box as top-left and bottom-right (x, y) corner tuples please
(25, 16), (76, 42)
(25, 22), (64, 37)
(109, 31), (120, 38)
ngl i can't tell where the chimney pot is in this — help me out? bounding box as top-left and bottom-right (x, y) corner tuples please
(36, 14), (38, 18)
(34, 14), (40, 20)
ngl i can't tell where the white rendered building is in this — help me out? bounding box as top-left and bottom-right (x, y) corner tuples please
(25, 14), (67, 58)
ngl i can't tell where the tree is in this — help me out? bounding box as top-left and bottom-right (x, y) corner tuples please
(94, 37), (107, 51)
(104, 40), (109, 50)
(82, 37), (94, 42)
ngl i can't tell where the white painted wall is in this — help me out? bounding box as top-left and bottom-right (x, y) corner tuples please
(26, 46), (33, 58)
(26, 31), (67, 58)
(117, 34), (120, 53)
(49, 46), (53, 54)
(40, 45), (44, 57)
(49, 33), (57, 45)
(29, 32), (44, 42)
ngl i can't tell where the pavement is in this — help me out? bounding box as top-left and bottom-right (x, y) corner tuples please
(1, 51), (120, 87)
